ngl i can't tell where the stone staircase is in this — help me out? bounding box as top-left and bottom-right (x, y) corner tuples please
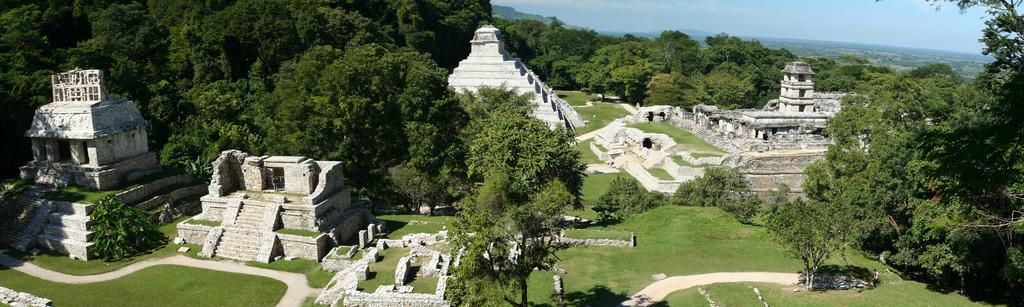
(36, 201), (94, 260)
(0, 187), (51, 250)
(213, 203), (266, 261)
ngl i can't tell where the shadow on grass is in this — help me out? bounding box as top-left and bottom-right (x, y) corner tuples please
(535, 285), (668, 307)
(383, 219), (409, 235)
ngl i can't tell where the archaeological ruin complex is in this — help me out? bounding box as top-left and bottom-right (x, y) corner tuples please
(178, 150), (371, 263)
(590, 62), (846, 194)
(448, 25), (586, 131)
(19, 69), (160, 190)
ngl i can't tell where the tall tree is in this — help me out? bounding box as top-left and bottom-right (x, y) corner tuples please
(767, 200), (858, 289)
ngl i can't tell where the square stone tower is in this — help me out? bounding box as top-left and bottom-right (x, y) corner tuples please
(778, 62), (816, 112)
(19, 69), (160, 190)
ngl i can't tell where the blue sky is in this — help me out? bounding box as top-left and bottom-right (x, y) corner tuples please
(491, 0), (990, 54)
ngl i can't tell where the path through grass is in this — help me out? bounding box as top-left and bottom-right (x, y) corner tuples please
(576, 103), (631, 135)
(663, 281), (989, 307)
(0, 265), (286, 307)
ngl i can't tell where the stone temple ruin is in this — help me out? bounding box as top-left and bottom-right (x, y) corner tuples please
(687, 62), (845, 193)
(19, 69), (160, 190)
(589, 62), (846, 194)
(448, 25), (586, 131)
(317, 230), (454, 307)
(177, 150), (371, 263)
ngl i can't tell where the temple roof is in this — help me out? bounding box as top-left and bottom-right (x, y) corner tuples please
(25, 69), (148, 139)
(782, 62), (815, 75)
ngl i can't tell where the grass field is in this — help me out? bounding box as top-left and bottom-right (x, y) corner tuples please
(576, 103), (631, 135)
(627, 122), (726, 155)
(557, 90), (595, 106)
(41, 185), (121, 204)
(577, 139), (604, 164)
(564, 229), (632, 241)
(358, 247), (410, 292)
(663, 281), (990, 306)
(647, 168), (675, 180)
(246, 258), (334, 288)
(377, 214), (450, 239)
(0, 265), (287, 307)
(525, 206), (989, 306)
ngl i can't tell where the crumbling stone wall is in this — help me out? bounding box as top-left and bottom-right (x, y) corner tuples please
(115, 174), (193, 204)
(0, 287), (52, 307)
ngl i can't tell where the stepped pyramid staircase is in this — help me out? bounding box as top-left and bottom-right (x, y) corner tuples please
(213, 202), (273, 262)
(36, 201), (94, 260)
(0, 187), (52, 250)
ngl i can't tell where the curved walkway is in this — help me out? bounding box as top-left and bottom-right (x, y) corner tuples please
(619, 272), (800, 306)
(0, 254), (315, 307)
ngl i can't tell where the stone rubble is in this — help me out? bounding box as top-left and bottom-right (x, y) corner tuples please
(0, 286), (52, 307)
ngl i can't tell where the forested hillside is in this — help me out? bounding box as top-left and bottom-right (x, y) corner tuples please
(2, 0), (1023, 304)
(0, 0), (491, 196)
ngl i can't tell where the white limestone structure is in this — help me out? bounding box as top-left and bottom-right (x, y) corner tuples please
(177, 150), (371, 263)
(448, 25), (585, 131)
(691, 62), (844, 153)
(19, 69), (160, 190)
(587, 62), (847, 194)
(684, 61), (848, 193)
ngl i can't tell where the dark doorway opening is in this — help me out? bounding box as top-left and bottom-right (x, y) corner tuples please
(268, 167), (285, 191)
(57, 140), (72, 162)
(646, 112), (654, 122)
(642, 138), (653, 149)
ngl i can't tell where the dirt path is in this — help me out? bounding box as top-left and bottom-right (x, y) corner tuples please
(619, 272), (800, 306)
(0, 254), (316, 307)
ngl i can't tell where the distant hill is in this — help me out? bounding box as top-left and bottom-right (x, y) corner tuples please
(494, 6), (989, 78)
(617, 30), (989, 78)
(493, 5), (556, 23)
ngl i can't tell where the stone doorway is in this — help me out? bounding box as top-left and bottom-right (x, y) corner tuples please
(642, 138), (653, 149)
(267, 167), (285, 191)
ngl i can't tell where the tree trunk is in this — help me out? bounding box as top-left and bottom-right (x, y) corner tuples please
(520, 276), (529, 307)
(806, 271), (814, 290)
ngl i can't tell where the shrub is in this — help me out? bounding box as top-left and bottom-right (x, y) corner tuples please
(673, 166), (761, 224)
(592, 176), (664, 222)
(91, 195), (164, 260)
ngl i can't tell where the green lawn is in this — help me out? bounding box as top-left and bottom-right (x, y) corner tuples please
(580, 173), (637, 206)
(246, 258), (333, 288)
(564, 229), (632, 241)
(0, 265), (287, 307)
(527, 206), (801, 306)
(664, 280), (990, 307)
(358, 247), (410, 292)
(647, 168), (675, 180)
(627, 122), (726, 155)
(556, 90), (595, 106)
(576, 103), (631, 135)
(377, 214), (451, 239)
(577, 139), (604, 164)
(526, 206), (987, 306)
(42, 185), (121, 204)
